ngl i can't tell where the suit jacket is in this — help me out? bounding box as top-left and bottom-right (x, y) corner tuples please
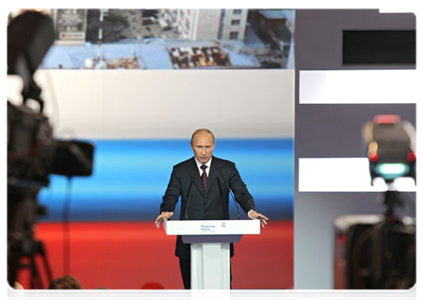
(160, 156), (256, 259)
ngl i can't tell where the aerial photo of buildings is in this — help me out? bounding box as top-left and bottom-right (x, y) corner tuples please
(29, 9), (295, 70)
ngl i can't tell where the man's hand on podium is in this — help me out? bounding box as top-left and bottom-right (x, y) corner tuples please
(248, 210), (269, 228)
(155, 211), (174, 229)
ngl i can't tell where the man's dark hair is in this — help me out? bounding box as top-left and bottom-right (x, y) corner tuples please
(44, 275), (84, 300)
(86, 287), (117, 300)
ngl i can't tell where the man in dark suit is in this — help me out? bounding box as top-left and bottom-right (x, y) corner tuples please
(155, 128), (268, 289)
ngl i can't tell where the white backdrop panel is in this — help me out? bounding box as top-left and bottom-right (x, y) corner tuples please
(7, 70), (294, 139)
(299, 157), (416, 192)
(300, 70), (418, 104)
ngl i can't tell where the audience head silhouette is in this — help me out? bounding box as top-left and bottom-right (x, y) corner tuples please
(44, 275), (84, 300)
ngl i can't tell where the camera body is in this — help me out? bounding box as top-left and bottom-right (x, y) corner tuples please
(363, 115), (416, 185)
(334, 214), (415, 289)
(8, 101), (55, 186)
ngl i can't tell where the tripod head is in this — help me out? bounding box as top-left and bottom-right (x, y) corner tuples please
(378, 183), (404, 221)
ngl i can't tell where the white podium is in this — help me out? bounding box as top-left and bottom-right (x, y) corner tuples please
(164, 219), (260, 289)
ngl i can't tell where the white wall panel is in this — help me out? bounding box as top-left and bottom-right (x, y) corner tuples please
(11, 70), (295, 139)
(300, 70), (418, 104)
(299, 157), (416, 192)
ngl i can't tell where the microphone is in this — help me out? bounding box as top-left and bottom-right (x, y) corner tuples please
(218, 169), (240, 220)
(217, 178), (230, 219)
(183, 174), (195, 220)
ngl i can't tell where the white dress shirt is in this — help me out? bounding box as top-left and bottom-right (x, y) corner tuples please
(194, 157), (212, 177)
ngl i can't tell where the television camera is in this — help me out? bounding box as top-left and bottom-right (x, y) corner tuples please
(334, 114), (415, 289)
(8, 11), (94, 288)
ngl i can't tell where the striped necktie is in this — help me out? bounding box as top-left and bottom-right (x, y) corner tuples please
(200, 165), (208, 191)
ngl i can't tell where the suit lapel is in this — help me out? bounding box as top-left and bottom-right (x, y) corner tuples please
(205, 157), (219, 195)
(187, 157), (205, 195)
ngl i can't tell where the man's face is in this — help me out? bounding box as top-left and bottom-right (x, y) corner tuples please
(191, 132), (215, 164)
